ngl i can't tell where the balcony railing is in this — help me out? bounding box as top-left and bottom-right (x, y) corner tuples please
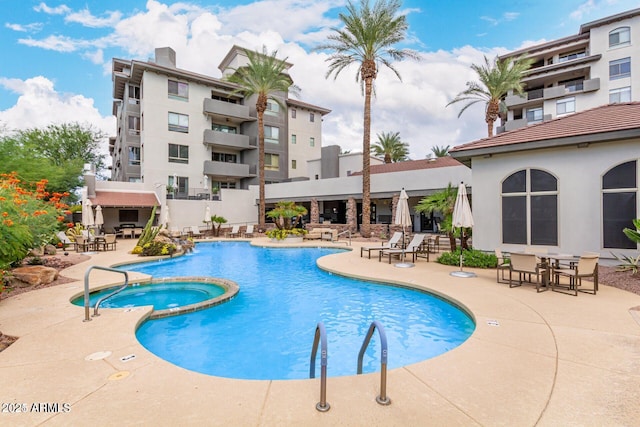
(203, 129), (255, 150)
(203, 160), (256, 178)
(203, 98), (255, 124)
(167, 187), (218, 201)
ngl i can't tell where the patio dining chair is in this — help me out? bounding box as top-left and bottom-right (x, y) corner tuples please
(509, 252), (548, 292)
(495, 248), (510, 284)
(552, 252), (599, 296)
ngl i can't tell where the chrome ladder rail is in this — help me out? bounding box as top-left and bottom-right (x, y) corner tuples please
(309, 322), (330, 412)
(83, 266), (129, 322)
(335, 230), (351, 246)
(357, 320), (391, 405)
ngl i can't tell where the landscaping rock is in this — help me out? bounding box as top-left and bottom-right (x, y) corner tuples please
(44, 244), (57, 255)
(10, 266), (59, 287)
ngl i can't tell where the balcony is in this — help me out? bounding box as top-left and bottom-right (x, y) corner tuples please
(203, 98), (255, 124)
(203, 160), (256, 178)
(203, 129), (255, 150)
(505, 78), (600, 107)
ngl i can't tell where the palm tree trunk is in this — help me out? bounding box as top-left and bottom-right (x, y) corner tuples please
(486, 99), (500, 137)
(361, 76), (373, 238)
(257, 105), (266, 228)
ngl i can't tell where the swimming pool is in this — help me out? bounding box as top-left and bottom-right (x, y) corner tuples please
(123, 242), (475, 380)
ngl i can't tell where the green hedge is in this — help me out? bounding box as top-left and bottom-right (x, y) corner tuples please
(437, 248), (498, 269)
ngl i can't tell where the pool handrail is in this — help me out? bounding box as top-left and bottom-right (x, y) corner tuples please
(357, 320), (391, 405)
(309, 322), (330, 412)
(83, 266), (129, 322)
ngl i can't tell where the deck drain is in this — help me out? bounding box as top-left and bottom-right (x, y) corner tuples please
(120, 354), (136, 362)
(486, 320), (500, 326)
(109, 371), (130, 381)
(85, 351), (112, 361)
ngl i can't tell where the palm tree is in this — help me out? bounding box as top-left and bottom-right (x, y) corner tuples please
(316, 0), (417, 237)
(225, 47), (300, 227)
(414, 183), (459, 250)
(430, 144), (450, 158)
(371, 131), (409, 163)
(447, 55), (533, 137)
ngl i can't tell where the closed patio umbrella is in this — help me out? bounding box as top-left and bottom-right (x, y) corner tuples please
(82, 198), (94, 228)
(394, 188), (414, 268)
(162, 204), (170, 228)
(94, 205), (104, 233)
(450, 182), (476, 278)
(204, 205), (211, 233)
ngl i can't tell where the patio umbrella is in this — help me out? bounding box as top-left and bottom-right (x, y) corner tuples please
(82, 198), (94, 228)
(162, 204), (170, 228)
(450, 182), (476, 278)
(394, 188), (414, 268)
(94, 205), (104, 233)
(204, 205), (211, 232)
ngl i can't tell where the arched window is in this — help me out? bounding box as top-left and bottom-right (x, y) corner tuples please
(602, 160), (637, 249)
(502, 169), (557, 245)
(609, 27), (631, 48)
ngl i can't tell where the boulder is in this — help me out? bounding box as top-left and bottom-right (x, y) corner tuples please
(44, 244), (57, 255)
(10, 266), (59, 287)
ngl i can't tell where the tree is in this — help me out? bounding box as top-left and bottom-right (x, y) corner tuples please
(224, 47), (300, 228)
(447, 55), (533, 137)
(0, 123), (107, 200)
(414, 183), (458, 250)
(430, 144), (450, 158)
(371, 131), (409, 163)
(317, 0), (417, 237)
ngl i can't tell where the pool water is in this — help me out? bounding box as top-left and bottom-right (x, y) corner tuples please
(125, 242), (475, 380)
(73, 281), (225, 310)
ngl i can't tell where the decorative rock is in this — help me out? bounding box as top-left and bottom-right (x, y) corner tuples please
(44, 244), (57, 255)
(10, 266), (59, 287)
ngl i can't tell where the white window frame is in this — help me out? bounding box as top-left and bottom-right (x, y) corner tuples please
(526, 107), (543, 123)
(168, 143), (189, 164)
(556, 97), (575, 115)
(265, 153), (279, 171)
(609, 27), (630, 48)
(291, 134), (297, 144)
(291, 159), (297, 169)
(310, 112), (315, 122)
(266, 100), (279, 116)
(168, 80), (189, 100)
(168, 112), (189, 133)
(128, 146), (140, 166)
(264, 125), (279, 144)
(291, 109), (297, 118)
(309, 137), (315, 147)
(558, 50), (586, 63)
(128, 116), (140, 135)
(610, 57), (631, 80)
(609, 86), (631, 103)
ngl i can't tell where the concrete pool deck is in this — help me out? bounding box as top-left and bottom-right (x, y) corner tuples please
(0, 238), (639, 426)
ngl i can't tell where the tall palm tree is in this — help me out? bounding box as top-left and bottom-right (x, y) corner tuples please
(371, 131), (409, 163)
(316, 0), (417, 237)
(447, 55), (533, 137)
(430, 144), (450, 158)
(225, 47), (300, 227)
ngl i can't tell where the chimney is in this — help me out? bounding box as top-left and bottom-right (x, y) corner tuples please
(83, 164), (96, 198)
(155, 47), (176, 68)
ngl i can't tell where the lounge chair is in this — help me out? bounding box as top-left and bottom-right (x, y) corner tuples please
(509, 252), (548, 292)
(56, 231), (76, 251)
(227, 225), (240, 238)
(360, 232), (402, 258)
(552, 252), (599, 296)
(379, 234), (427, 264)
(190, 226), (203, 238)
(243, 224), (254, 238)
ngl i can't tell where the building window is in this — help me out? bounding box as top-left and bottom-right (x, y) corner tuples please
(168, 80), (188, 99)
(526, 107), (543, 123)
(559, 78), (584, 93)
(309, 137), (315, 147)
(265, 125), (279, 143)
(128, 146), (140, 166)
(556, 97), (575, 115)
(310, 112), (315, 122)
(213, 181), (236, 189)
(502, 169), (558, 246)
(212, 123), (237, 133)
(291, 159), (297, 169)
(266, 100), (279, 116)
(265, 153), (279, 171)
(291, 134), (297, 144)
(603, 160), (637, 249)
(609, 87), (631, 103)
(211, 94), (237, 104)
(291, 109), (296, 118)
(168, 112), (189, 133)
(119, 210), (138, 223)
(128, 116), (140, 135)
(128, 177), (141, 183)
(212, 152), (237, 163)
(610, 57), (631, 80)
(609, 27), (630, 48)
(128, 85), (140, 104)
(168, 175), (189, 198)
(168, 143), (189, 164)
(558, 50), (586, 63)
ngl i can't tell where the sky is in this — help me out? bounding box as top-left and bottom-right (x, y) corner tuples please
(1, 0), (639, 161)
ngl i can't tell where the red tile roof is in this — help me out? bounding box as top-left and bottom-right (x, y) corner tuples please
(89, 191), (160, 208)
(350, 156), (464, 175)
(450, 103), (640, 156)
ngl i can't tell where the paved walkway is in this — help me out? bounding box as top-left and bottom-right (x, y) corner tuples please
(0, 238), (639, 426)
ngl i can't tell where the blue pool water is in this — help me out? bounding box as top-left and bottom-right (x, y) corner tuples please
(73, 281), (225, 310)
(124, 242), (475, 380)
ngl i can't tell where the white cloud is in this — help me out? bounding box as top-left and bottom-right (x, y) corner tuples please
(65, 8), (123, 28)
(33, 2), (71, 15)
(5, 22), (43, 32)
(18, 35), (78, 52)
(570, 0), (597, 20)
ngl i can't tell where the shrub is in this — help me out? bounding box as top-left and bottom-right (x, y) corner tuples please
(265, 228), (307, 240)
(131, 245), (143, 255)
(437, 248), (498, 269)
(140, 241), (177, 257)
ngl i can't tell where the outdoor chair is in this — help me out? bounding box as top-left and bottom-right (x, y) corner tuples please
(552, 252), (599, 296)
(75, 235), (95, 253)
(121, 228), (134, 239)
(190, 226), (203, 238)
(430, 235), (441, 253)
(360, 232), (402, 258)
(98, 234), (117, 251)
(227, 225), (241, 238)
(379, 234), (427, 264)
(243, 224), (255, 238)
(509, 252), (548, 292)
(495, 248), (510, 284)
(56, 231), (76, 251)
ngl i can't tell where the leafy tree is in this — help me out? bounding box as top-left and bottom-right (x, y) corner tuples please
(430, 144), (450, 158)
(447, 55), (533, 137)
(267, 201), (308, 230)
(0, 123), (107, 200)
(414, 183), (459, 250)
(225, 47), (300, 228)
(210, 215), (227, 237)
(317, 0), (417, 237)
(371, 131), (409, 163)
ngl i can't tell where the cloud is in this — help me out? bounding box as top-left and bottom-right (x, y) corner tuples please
(5, 22), (43, 32)
(480, 12), (520, 27)
(65, 8), (123, 28)
(18, 35), (78, 52)
(570, 0), (597, 20)
(33, 2), (71, 15)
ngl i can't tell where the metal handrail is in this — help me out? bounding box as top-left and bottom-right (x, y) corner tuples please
(83, 266), (129, 322)
(336, 230), (351, 246)
(357, 321), (391, 405)
(309, 322), (330, 412)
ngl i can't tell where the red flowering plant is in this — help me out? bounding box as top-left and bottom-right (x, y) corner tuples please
(0, 172), (71, 287)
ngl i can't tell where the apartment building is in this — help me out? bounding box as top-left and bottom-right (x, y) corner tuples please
(109, 46), (330, 198)
(499, 8), (640, 133)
